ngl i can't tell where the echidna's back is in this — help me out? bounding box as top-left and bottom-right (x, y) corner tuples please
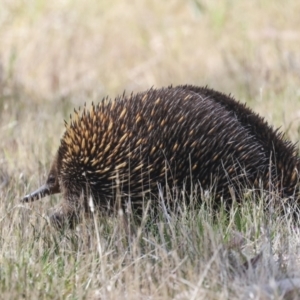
(57, 85), (300, 207)
(178, 85), (300, 197)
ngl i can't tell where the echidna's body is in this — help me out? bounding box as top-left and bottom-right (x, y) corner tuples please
(22, 85), (300, 227)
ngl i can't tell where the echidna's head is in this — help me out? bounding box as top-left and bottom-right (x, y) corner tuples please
(22, 156), (61, 203)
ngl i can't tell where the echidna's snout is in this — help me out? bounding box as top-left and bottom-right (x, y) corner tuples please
(22, 184), (51, 202)
(22, 167), (61, 203)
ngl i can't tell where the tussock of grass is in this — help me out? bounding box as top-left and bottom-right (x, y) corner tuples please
(2, 183), (300, 299)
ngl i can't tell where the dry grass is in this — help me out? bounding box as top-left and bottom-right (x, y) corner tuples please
(1, 0), (300, 299)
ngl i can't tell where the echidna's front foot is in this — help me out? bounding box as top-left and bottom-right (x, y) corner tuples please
(49, 210), (79, 230)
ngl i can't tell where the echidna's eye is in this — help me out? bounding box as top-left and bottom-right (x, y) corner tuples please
(48, 175), (56, 185)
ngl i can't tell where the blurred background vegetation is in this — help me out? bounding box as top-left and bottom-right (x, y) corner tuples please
(1, 0), (300, 98)
(0, 0), (300, 198)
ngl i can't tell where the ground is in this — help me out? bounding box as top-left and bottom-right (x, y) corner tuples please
(1, 0), (300, 299)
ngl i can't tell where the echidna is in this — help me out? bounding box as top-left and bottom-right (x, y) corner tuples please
(22, 85), (300, 228)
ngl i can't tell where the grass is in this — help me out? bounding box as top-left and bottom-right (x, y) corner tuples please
(2, 188), (300, 299)
(1, 0), (300, 299)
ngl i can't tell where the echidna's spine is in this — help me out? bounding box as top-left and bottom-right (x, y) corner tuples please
(21, 85), (300, 229)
